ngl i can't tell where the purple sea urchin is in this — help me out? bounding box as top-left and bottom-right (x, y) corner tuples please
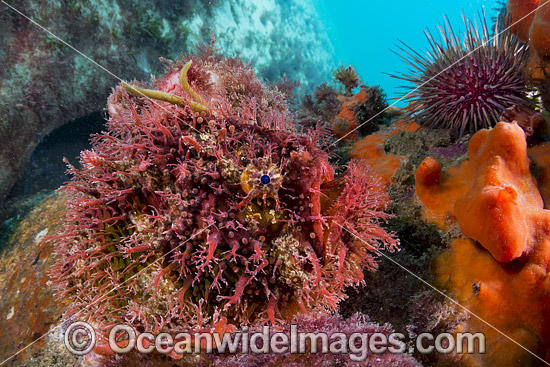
(393, 12), (531, 136)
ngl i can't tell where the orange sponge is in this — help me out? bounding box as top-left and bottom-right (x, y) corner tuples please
(529, 0), (550, 57)
(415, 158), (471, 230)
(415, 157), (441, 187)
(331, 89), (370, 139)
(507, 0), (550, 83)
(507, 0), (540, 42)
(529, 142), (550, 206)
(350, 121), (419, 187)
(454, 123), (543, 262)
(434, 237), (550, 366)
(417, 122), (543, 261)
(416, 121), (550, 365)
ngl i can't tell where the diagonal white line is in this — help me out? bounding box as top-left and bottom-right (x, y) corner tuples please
(0, 2), (216, 364)
(0, 224), (212, 366)
(332, 3), (550, 145)
(1, 1), (119, 79)
(336, 223), (550, 366)
(1, 0), (205, 137)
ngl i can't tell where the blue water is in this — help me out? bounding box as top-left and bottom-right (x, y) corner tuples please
(313, 0), (501, 106)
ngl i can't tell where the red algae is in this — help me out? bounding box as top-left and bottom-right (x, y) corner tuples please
(48, 49), (398, 340)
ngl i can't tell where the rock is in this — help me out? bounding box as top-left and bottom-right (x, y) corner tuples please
(0, 192), (67, 365)
(0, 0), (335, 200)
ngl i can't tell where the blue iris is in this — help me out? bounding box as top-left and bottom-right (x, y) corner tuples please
(260, 174), (271, 184)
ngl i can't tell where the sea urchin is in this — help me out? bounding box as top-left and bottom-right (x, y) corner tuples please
(393, 11), (531, 136)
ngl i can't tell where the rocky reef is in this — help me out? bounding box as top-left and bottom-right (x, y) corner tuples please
(3, 2), (550, 367)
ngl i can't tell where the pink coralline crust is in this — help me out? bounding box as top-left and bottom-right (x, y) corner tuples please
(97, 313), (421, 367)
(48, 48), (398, 336)
(203, 312), (422, 367)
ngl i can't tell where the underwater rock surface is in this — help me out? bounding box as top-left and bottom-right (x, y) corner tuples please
(0, 193), (67, 364)
(0, 0), (335, 200)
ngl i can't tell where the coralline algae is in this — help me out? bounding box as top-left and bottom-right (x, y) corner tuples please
(48, 49), (398, 339)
